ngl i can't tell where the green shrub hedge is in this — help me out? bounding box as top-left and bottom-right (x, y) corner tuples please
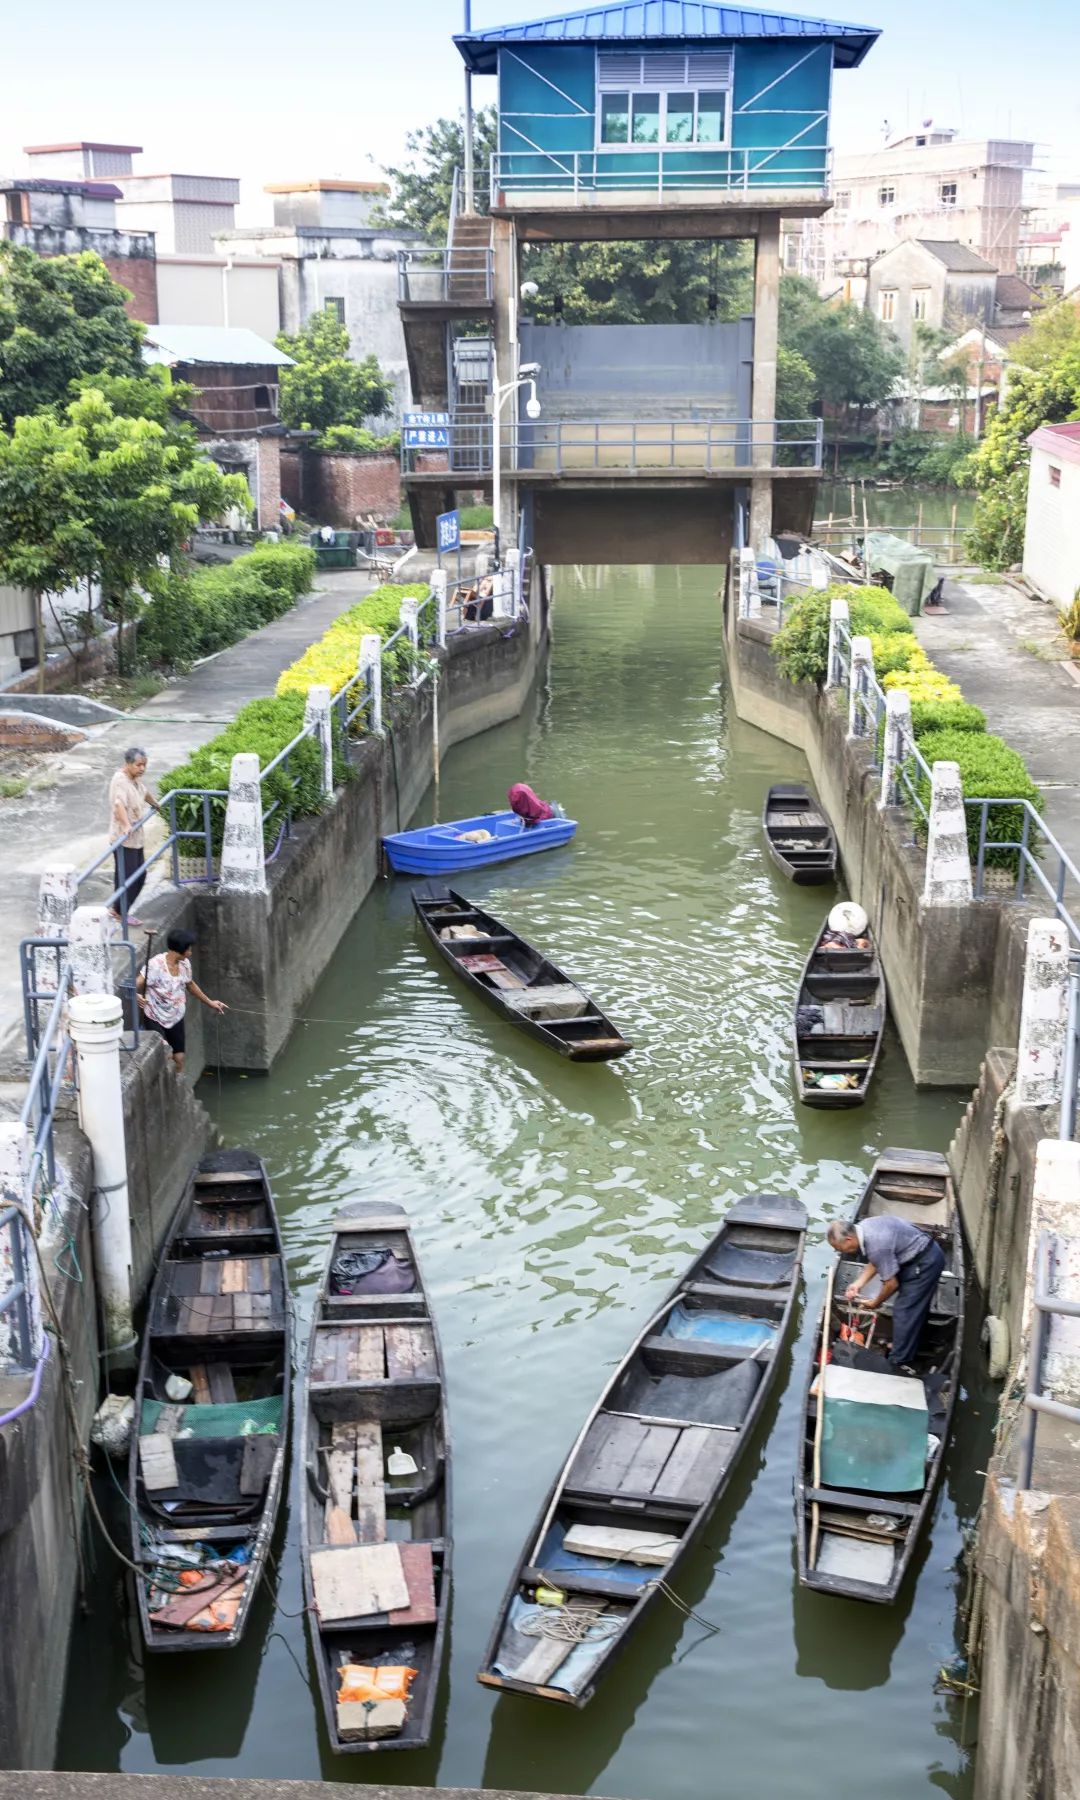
(772, 583), (912, 685)
(160, 694), (346, 854)
(138, 542), (316, 670)
(909, 698), (987, 738)
(914, 729), (1042, 871)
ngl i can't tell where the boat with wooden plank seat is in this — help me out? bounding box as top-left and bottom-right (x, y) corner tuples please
(795, 1149), (963, 1603)
(763, 783), (838, 885)
(477, 1192), (807, 1706)
(413, 883), (631, 1063)
(129, 1149), (290, 1652)
(299, 1201), (449, 1753)
(383, 809), (577, 875)
(794, 914), (885, 1108)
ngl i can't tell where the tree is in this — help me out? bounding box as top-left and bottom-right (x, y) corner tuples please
(963, 343), (1080, 567)
(275, 312), (393, 433)
(520, 237), (752, 326)
(777, 347), (816, 421)
(0, 242), (144, 429)
(778, 274), (905, 421)
(1008, 294), (1080, 373)
(383, 109), (499, 239)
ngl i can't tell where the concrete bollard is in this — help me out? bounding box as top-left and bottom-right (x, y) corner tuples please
(303, 683), (334, 802)
(1022, 1139), (1080, 1400)
(429, 571), (448, 647)
(0, 1120), (42, 1367)
(825, 596), (849, 690)
(359, 632), (383, 736)
(847, 635), (873, 739)
(68, 992), (135, 1359)
(1016, 918), (1071, 1109)
(738, 547), (757, 620)
(69, 904), (114, 996)
(220, 752), (267, 895)
(473, 550), (490, 582)
(879, 688), (913, 811)
(922, 760), (974, 905)
(400, 597), (420, 676)
(34, 863), (78, 999)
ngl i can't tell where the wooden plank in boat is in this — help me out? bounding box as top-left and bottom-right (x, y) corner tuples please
(199, 1259), (220, 1296)
(311, 1543), (409, 1622)
(221, 1259), (246, 1295)
(617, 1423), (679, 1494)
(326, 1425), (355, 1507)
(563, 1524), (675, 1566)
(653, 1425), (735, 1505)
(233, 1293), (254, 1331)
(194, 1170), (264, 1187)
(387, 1541), (437, 1626)
(211, 1295), (233, 1334)
(384, 1324), (435, 1381)
(206, 1362), (237, 1404)
(513, 1597), (601, 1687)
(189, 1364), (212, 1404)
(247, 1257), (270, 1294)
(139, 1433), (179, 1493)
(355, 1422), (387, 1543)
(248, 1292), (273, 1328)
(804, 1485), (918, 1518)
(569, 1414), (647, 1493)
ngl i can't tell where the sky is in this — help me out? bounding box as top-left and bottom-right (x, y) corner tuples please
(2, 0), (1078, 222)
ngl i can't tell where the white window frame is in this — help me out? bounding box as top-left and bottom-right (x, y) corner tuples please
(833, 189), (851, 213)
(879, 288), (897, 323)
(1049, 464), (1062, 488)
(596, 51), (733, 152)
(878, 184), (896, 207)
(912, 288), (930, 322)
(940, 181), (957, 207)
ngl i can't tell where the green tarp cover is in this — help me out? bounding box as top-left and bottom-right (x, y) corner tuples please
(863, 531), (939, 616)
(819, 1365), (928, 1494)
(140, 1395), (283, 1438)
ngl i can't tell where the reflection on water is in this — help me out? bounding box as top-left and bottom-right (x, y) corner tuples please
(58, 564), (985, 1797)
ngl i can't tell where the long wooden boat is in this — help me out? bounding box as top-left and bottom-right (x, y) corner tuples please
(763, 783), (838, 885)
(129, 1148), (291, 1652)
(299, 1201), (450, 1754)
(794, 915), (885, 1108)
(794, 1148), (963, 1604)
(413, 883), (631, 1063)
(384, 810), (577, 875)
(477, 1192), (807, 1706)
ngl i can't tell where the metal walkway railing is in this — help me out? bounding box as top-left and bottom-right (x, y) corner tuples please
(1018, 1230), (1080, 1489)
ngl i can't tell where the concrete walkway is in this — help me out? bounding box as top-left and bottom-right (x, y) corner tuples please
(0, 569), (383, 1063)
(0, 1782), (614, 1800)
(915, 574), (1080, 879)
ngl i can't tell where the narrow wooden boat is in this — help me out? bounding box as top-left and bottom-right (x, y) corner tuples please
(299, 1201), (450, 1754)
(763, 783), (838, 885)
(795, 1149), (962, 1603)
(794, 915), (885, 1108)
(413, 883), (631, 1063)
(477, 1192), (807, 1706)
(383, 810), (576, 875)
(129, 1149), (290, 1652)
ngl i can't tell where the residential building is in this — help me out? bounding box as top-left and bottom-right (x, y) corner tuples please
(866, 239), (996, 350)
(1, 175), (157, 321)
(156, 255), (281, 339)
(143, 323), (294, 529)
(23, 141), (241, 256)
(1022, 422), (1080, 606)
(219, 182), (422, 416)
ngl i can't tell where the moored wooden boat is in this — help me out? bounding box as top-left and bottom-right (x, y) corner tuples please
(794, 915), (885, 1108)
(384, 810), (576, 874)
(129, 1149), (290, 1652)
(413, 883), (631, 1062)
(763, 783), (838, 885)
(794, 1149), (963, 1603)
(477, 1192), (807, 1706)
(299, 1201), (450, 1753)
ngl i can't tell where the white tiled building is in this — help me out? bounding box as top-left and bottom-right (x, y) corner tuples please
(1023, 423), (1080, 607)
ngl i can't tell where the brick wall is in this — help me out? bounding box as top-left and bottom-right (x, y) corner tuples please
(277, 449), (401, 526)
(280, 444), (302, 513)
(256, 436), (282, 531)
(100, 253), (158, 323)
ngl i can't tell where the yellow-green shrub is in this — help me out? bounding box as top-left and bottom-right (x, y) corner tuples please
(882, 667), (962, 701)
(276, 582), (427, 699)
(868, 632), (930, 676)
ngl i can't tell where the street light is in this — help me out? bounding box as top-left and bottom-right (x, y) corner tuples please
(491, 358), (541, 565)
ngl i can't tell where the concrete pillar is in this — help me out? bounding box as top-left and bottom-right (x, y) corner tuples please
(748, 214), (780, 550)
(491, 213), (518, 553)
(359, 632), (383, 736)
(36, 863), (77, 942)
(303, 683), (334, 801)
(879, 688), (913, 810)
(1022, 1139), (1080, 1399)
(219, 752), (267, 896)
(68, 992), (134, 1358)
(1016, 918), (1071, 1109)
(69, 905), (113, 997)
(430, 571), (447, 647)
(922, 760), (974, 906)
(0, 1120), (42, 1368)
(504, 547), (522, 619)
(847, 634), (873, 739)
(825, 596), (849, 690)
(472, 550), (490, 582)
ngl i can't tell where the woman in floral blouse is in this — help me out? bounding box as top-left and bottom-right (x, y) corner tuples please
(137, 928), (227, 1074)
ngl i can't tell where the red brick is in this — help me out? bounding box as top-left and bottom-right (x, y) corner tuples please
(101, 253), (158, 323)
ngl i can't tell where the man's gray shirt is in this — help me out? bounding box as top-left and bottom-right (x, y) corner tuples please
(854, 1215), (930, 1283)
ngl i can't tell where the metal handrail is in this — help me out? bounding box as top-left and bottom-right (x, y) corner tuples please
(401, 414), (824, 474)
(397, 246), (494, 305)
(2, 961), (74, 1375)
(1018, 1230), (1080, 1488)
(490, 144), (830, 197)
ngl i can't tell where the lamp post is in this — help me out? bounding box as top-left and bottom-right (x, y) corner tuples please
(491, 355), (540, 566)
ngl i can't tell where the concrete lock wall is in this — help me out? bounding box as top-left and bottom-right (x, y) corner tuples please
(519, 321), (753, 425)
(0, 1042), (215, 1772)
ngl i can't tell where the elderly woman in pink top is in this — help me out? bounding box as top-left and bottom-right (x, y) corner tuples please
(136, 928), (227, 1074)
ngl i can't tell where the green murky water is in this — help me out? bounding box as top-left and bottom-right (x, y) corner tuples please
(59, 566), (991, 1797)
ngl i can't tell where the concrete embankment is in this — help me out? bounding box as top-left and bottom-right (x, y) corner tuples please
(1, 1781), (618, 1800)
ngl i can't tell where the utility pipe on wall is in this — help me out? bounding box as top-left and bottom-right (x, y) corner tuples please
(68, 992), (135, 1361)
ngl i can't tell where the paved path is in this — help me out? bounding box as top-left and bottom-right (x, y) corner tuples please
(0, 570), (381, 1060)
(915, 575), (1080, 883)
(1, 1781), (609, 1800)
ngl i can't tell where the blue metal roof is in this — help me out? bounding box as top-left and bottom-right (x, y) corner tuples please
(455, 2), (880, 71)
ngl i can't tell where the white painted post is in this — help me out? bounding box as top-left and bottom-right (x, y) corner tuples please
(359, 632), (383, 736)
(67, 992), (134, 1358)
(1016, 918), (1071, 1110)
(738, 547), (757, 619)
(472, 550), (490, 582)
(879, 688), (913, 811)
(847, 634), (873, 739)
(429, 571), (448, 647)
(34, 863), (78, 999)
(1022, 1139), (1080, 1399)
(303, 683), (334, 801)
(504, 547), (522, 620)
(0, 1121), (42, 1367)
(825, 595), (849, 689)
(922, 761), (974, 905)
(69, 904), (114, 996)
(400, 597), (420, 677)
(219, 752), (267, 895)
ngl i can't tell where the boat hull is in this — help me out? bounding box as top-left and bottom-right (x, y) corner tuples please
(384, 810), (576, 874)
(763, 783), (838, 886)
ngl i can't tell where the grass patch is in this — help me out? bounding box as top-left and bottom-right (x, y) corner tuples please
(1017, 637), (1059, 662)
(0, 776), (29, 799)
(87, 672), (166, 710)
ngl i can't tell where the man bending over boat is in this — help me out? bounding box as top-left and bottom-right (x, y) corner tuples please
(827, 1216), (945, 1374)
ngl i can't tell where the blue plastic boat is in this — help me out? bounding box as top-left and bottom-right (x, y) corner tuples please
(383, 810), (577, 875)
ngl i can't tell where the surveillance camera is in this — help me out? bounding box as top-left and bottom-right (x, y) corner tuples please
(518, 361), (541, 377)
(520, 280), (539, 299)
(525, 396), (541, 420)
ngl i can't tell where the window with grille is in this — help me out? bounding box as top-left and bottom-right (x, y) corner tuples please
(879, 289), (897, 322)
(878, 185), (896, 207)
(324, 297), (346, 323)
(597, 50), (733, 149)
(833, 189), (851, 213)
(1050, 465), (1062, 488)
(940, 181), (957, 206)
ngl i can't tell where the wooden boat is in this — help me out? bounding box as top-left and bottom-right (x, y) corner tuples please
(763, 783), (838, 885)
(129, 1149), (290, 1653)
(795, 1149), (963, 1603)
(794, 915), (885, 1108)
(413, 884), (631, 1062)
(383, 809), (576, 875)
(477, 1192), (807, 1706)
(299, 1201), (450, 1754)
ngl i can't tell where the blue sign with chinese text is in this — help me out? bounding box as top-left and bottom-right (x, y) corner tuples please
(436, 509), (461, 553)
(403, 410), (450, 449)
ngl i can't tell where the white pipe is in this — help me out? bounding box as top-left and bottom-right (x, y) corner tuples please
(68, 992), (135, 1357)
